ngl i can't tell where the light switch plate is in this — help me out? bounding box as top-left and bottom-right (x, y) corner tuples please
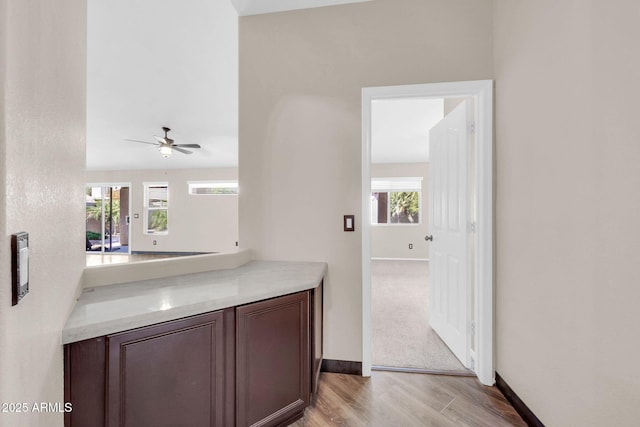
(343, 215), (355, 232)
(11, 232), (29, 306)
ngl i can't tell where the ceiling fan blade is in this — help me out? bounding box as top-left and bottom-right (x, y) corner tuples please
(174, 144), (201, 148)
(154, 135), (168, 144)
(125, 139), (158, 146)
(172, 147), (193, 155)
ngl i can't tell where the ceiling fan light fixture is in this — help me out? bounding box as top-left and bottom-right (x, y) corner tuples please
(159, 145), (172, 158)
(125, 127), (200, 157)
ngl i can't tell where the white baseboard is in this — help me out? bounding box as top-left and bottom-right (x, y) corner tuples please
(371, 257), (429, 262)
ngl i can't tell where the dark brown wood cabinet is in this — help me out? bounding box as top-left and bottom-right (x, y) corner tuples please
(64, 284), (322, 427)
(65, 309), (234, 427)
(236, 291), (310, 427)
(106, 310), (232, 427)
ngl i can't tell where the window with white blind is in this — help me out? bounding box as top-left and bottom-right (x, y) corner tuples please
(144, 183), (169, 234)
(371, 177), (422, 225)
(188, 181), (238, 195)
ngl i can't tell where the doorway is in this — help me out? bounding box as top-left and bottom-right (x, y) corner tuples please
(369, 98), (473, 375)
(86, 184), (131, 254)
(361, 80), (494, 385)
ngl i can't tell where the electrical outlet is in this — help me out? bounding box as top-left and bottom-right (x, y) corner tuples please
(153, 240), (157, 245)
(408, 243), (413, 249)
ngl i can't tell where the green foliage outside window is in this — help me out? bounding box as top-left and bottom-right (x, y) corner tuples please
(390, 192), (419, 223)
(86, 199), (121, 233)
(148, 210), (168, 232)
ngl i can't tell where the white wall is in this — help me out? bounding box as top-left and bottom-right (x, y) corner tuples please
(370, 163), (429, 260)
(87, 168), (238, 254)
(239, 0), (493, 362)
(5, 2), (634, 426)
(494, 1), (640, 426)
(0, 1), (86, 426)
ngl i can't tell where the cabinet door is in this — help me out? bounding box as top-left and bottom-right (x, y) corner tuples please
(236, 291), (310, 427)
(106, 311), (229, 427)
(65, 337), (107, 427)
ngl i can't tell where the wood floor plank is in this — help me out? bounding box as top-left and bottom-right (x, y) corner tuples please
(425, 374), (527, 426)
(441, 397), (525, 427)
(374, 384), (459, 427)
(290, 371), (526, 427)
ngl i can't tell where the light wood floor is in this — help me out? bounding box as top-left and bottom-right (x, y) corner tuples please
(289, 371), (526, 427)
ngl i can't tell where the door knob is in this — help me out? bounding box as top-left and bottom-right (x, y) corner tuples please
(425, 235), (433, 242)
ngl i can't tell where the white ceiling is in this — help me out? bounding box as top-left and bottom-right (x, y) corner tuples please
(86, 0), (393, 171)
(87, 0), (239, 171)
(371, 98), (444, 164)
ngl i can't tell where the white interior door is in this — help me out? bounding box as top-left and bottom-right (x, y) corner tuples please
(428, 100), (470, 367)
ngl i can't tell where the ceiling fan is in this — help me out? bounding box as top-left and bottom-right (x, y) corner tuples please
(125, 127), (201, 158)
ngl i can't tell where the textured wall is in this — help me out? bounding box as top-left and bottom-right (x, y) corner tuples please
(239, 0), (493, 361)
(0, 0), (86, 425)
(494, 1), (640, 425)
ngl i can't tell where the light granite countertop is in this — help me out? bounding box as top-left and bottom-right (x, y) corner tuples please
(62, 260), (327, 344)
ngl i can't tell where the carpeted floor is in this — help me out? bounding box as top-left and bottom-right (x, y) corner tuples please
(372, 259), (467, 372)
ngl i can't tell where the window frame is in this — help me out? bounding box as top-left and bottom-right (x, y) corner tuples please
(187, 180), (238, 196)
(144, 182), (169, 235)
(371, 177), (423, 226)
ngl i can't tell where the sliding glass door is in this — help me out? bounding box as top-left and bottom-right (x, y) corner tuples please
(86, 185), (130, 254)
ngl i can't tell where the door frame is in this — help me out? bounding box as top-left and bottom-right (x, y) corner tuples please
(361, 80), (494, 385)
(86, 182), (132, 254)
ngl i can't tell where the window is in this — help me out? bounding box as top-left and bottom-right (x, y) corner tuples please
(188, 181), (238, 195)
(371, 177), (422, 225)
(145, 183), (168, 234)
